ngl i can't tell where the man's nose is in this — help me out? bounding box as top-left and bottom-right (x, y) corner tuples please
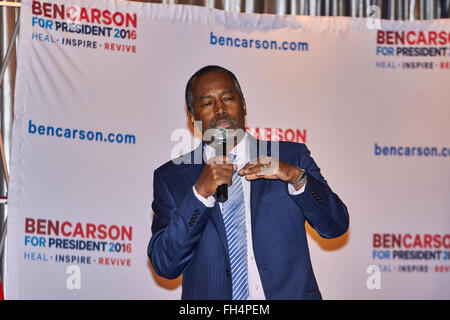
(214, 100), (227, 117)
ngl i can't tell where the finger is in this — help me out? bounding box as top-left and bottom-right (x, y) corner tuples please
(243, 164), (272, 176)
(241, 161), (277, 176)
(245, 168), (263, 176)
(240, 157), (263, 170)
(244, 171), (279, 181)
(208, 163), (235, 173)
(248, 156), (271, 166)
(213, 172), (233, 186)
(259, 166), (278, 175)
(240, 156), (272, 171)
(239, 163), (261, 175)
(243, 172), (263, 181)
(214, 166), (235, 178)
(208, 155), (233, 165)
(239, 162), (252, 173)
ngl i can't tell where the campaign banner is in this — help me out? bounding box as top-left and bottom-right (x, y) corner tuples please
(5, 0), (450, 299)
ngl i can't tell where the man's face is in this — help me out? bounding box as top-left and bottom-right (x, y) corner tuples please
(189, 71), (247, 141)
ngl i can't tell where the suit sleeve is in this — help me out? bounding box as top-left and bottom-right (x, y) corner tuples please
(288, 143), (349, 238)
(147, 167), (212, 279)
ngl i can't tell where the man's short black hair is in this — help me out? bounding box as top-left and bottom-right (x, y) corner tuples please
(185, 65), (244, 114)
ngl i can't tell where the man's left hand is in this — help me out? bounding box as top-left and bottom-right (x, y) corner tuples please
(238, 156), (304, 189)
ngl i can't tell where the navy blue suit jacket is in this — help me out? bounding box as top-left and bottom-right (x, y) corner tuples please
(148, 137), (349, 300)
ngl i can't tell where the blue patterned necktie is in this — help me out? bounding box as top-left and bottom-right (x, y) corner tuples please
(222, 154), (249, 300)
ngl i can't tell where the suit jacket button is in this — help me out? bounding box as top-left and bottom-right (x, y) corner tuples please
(226, 270), (231, 277)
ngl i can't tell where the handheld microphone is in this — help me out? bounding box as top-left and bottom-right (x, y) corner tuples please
(213, 128), (229, 203)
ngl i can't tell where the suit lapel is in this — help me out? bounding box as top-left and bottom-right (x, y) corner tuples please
(185, 144), (205, 186)
(209, 203), (230, 258)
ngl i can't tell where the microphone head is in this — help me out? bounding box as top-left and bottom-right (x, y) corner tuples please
(212, 127), (229, 143)
(212, 128), (229, 156)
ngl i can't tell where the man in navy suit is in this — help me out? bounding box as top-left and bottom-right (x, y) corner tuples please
(148, 65), (349, 300)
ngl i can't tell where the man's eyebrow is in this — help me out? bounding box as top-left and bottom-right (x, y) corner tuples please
(199, 90), (234, 100)
(199, 94), (212, 101)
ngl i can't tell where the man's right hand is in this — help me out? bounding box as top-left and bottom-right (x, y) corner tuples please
(194, 156), (237, 199)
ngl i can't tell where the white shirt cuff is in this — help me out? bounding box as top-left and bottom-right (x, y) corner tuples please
(288, 182), (306, 195)
(192, 185), (215, 208)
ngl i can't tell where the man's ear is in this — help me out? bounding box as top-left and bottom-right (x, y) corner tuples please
(242, 99), (247, 116)
(187, 106), (195, 125)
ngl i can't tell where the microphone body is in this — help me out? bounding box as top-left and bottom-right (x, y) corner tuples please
(215, 140), (228, 203)
(213, 128), (229, 203)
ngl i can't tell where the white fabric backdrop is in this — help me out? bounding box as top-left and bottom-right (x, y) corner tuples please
(5, 0), (450, 299)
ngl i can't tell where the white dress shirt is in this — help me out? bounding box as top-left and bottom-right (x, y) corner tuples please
(192, 133), (306, 300)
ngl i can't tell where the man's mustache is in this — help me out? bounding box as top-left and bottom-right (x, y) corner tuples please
(209, 116), (237, 128)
